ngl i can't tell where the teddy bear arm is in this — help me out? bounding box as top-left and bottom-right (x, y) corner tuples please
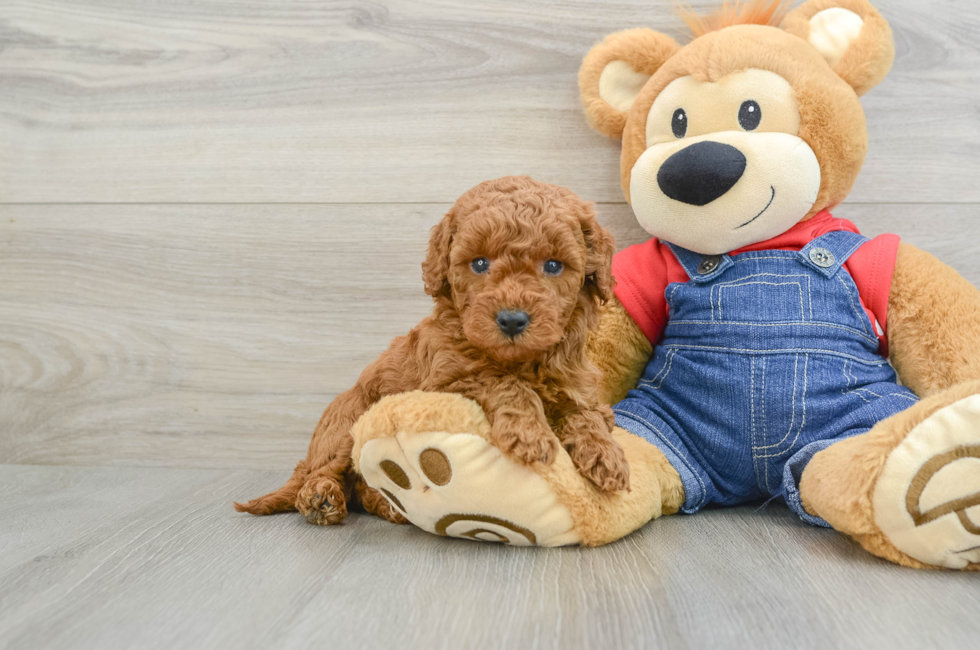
(887, 242), (980, 397)
(586, 296), (653, 405)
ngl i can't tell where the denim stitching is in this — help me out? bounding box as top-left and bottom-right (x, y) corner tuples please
(889, 393), (919, 402)
(708, 271), (808, 321)
(712, 272), (812, 319)
(637, 349), (674, 389)
(836, 238), (867, 267)
(843, 360), (871, 403)
(716, 271), (809, 280)
(840, 361), (917, 403)
(733, 254), (797, 262)
(854, 385), (919, 403)
(835, 273), (873, 336)
(663, 344), (888, 366)
(718, 281), (806, 321)
(753, 353), (798, 451)
(755, 353), (809, 459)
(666, 320), (879, 345)
(761, 355), (770, 490)
(613, 409), (708, 510)
(668, 283), (683, 320)
(750, 357), (763, 489)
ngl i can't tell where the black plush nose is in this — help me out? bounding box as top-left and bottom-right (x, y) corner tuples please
(657, 141), (747, 206)
(496, 310), (530, 338)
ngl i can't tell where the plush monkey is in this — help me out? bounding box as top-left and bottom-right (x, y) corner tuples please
(350, 0), (980, 569)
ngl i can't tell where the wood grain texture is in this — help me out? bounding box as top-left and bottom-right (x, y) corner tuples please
(1, 202), (979, 469)
(0, 464), (977, 650)
(1, 0), (979, 204)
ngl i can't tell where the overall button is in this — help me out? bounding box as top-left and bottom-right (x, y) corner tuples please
(698, 255), (722, 274)
(809, 247), (835, 268)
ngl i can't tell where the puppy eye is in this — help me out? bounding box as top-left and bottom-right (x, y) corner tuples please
(671, 108), (687, 138)
(738, 100), (761, 131)
(470, 257), (490, 274)
(543, 260), (563, 275)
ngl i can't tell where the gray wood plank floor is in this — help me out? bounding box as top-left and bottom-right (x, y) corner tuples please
(1, 464), (978, 650)
(1, 1), (978, 648)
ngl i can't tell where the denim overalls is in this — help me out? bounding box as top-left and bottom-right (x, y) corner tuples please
(614, 230), (919, 525)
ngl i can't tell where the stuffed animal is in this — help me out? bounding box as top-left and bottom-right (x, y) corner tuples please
(349, 0), (980, 569)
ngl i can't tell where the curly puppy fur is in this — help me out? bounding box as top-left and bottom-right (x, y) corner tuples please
(235, 176), (628, 525)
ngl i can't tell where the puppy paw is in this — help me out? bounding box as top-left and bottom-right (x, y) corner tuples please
(491, 417), (561, 466)
(564, 433), (630, 493)
(296, 475), (348, 525)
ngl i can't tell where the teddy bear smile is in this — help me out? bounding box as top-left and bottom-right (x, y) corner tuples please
(735, 185), (776, 229)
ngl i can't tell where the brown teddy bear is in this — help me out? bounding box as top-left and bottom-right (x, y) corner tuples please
(337, 0), (979, 569)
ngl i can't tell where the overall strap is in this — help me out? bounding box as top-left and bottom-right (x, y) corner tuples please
(797, 230), (869, 278)
(664, 242), (734, 284)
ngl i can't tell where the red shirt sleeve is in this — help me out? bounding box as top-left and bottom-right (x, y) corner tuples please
(844, 233), (901, 357)
(612, 239), (689, 344)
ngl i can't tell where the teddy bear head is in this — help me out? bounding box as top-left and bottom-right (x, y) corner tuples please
(579, 0), (894, 254)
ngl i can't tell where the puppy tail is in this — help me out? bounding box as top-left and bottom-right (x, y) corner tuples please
(234, 466), (305, 516)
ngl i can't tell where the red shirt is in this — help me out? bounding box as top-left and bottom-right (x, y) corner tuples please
(612, 210), (900, 356)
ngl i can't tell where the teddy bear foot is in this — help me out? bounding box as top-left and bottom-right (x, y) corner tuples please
(873, 393), (980, 569)
(357, 427), (581, 546)
(350, 391), (678, 547)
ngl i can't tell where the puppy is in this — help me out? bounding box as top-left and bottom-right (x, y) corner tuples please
(236, 176), (629, 525)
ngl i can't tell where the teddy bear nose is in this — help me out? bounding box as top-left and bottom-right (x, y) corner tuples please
(657, 141), (747, 206)
(496, 310), (530, 338)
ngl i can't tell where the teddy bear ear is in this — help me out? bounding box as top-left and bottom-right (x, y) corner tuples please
(782, 0), (895, 96)
(579, 28), (680, 139)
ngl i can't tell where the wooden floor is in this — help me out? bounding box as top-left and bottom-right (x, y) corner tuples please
(1, 1), (978, 648)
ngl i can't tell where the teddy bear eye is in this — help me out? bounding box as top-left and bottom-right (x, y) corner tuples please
(671, 108), (687, 138)
(470, 257), (490, 274)
(738, 100), (761, 131)
(543, 260), (563, 275)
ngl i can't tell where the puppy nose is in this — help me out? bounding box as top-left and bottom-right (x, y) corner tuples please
(657, 141), (747, 206)
(496, 310), (530, 338)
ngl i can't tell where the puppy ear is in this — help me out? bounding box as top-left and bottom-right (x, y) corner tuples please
(421, 210), (455, 298)
(581, 214), (616, 304)
(783, 0), (894, 96)
(579, 28), (680, 139)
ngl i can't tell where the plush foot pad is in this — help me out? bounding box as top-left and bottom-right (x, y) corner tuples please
(874, 394), (980, 569)
(359, 430), (582, 546)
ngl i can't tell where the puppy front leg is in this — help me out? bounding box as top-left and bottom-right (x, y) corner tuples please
(464, 377), (560, 465)
(556, 403), (630, 492)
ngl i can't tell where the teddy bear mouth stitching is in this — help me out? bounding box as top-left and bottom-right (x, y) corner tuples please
(735, 186), (776, 229)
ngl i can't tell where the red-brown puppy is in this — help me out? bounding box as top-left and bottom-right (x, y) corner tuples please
(236, 176), (628, 525)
